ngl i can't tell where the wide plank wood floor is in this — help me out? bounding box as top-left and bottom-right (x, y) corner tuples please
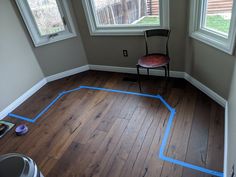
(0, 71), (224, 177)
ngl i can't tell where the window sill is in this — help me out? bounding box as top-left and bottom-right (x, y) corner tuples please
(88, 26), (166, 36)
(33, 33), (77, 47)
(190, 31), (234, 55)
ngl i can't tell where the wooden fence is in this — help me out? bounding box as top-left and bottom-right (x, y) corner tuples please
(95, 0), (233, 25)
(96, 0), (147, 25)
(147, 0), (159, 15)
(207, 0), (233, 14)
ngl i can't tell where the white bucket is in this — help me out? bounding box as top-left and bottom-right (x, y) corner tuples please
(0, 153), (44, 177)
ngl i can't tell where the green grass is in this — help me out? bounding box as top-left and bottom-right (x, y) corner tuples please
(206, 15), (230, 34)
(135, 15), (230, 35)
(136, 16), (160, 25)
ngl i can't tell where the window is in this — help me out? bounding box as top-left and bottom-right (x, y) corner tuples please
(82, 0), (169, 35)
(16, 0), (76, 47)
(189, 0), (236, 54)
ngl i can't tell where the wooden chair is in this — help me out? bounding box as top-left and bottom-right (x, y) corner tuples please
(136, 29), (171, 91)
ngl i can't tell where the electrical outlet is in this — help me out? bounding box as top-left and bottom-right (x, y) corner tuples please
(231, 165), (235, 177)
(123, 50), (128, 57)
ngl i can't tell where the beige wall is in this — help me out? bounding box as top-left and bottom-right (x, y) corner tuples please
(12, 0), (88, 77)
(32, 36), (88, 76)
(227, 61), (236, 177)
(185, 39), (235, 99)
(71, 0), (188, 72)
(0, 0), (44, 111)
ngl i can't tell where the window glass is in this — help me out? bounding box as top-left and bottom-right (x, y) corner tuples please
(203, 0), (233, 35)
(92, 0), (160, 26)
(27, 0), (65, 36)
(189, 0), (236, 54)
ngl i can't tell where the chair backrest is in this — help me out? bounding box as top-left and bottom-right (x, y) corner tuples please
(144, 29), (171, 56)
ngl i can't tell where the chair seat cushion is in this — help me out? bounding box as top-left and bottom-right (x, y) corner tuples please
(138, 54), (170, 68)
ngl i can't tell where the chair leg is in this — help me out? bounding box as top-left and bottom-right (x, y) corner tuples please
(147, 68), (150, 80)
(136, 65), (141, 92)
(164, 66), (167, 78)
(167, 64), (170, 78)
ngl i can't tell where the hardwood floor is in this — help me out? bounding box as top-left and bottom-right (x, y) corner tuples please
(0, 71), (224, 177)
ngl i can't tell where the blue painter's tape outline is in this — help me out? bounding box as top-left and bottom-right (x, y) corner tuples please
(158, 109), (223, 177)
(8, 85), (223, 177)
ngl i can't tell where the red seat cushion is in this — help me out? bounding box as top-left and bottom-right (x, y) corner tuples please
(138, 54), (170, 68)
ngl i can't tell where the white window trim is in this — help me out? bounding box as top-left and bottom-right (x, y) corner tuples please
(189, 0), (236, 55)
(82, 0), (169, 36)
(16, 0), (77, 47)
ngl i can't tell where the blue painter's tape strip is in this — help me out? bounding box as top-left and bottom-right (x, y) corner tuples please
(159, 110), (176, 155)
(7, 90), (69, 123)
(63, 87), (82, 94)
(7, 85), (224, 177)
(79, 85), (160, 99)
(8, 113), (35, 123)
(158, 95), (174, 112)
(33, 93), (65, 121)
(158, 107), (223, 177)
(160, 155), (223, 176)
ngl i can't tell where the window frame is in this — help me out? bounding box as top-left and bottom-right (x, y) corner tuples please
(16, 0), (77, 47)
(189, 0), (236, 55)
(82, 0), (170, 36)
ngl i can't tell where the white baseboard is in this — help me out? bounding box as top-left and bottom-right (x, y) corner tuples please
(0, 78), (47, 120)
(89, 64), (185, 78)
(184, 73), (227, 107)
(46, 65), (90, 82)
(224, 102), (228, 177)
